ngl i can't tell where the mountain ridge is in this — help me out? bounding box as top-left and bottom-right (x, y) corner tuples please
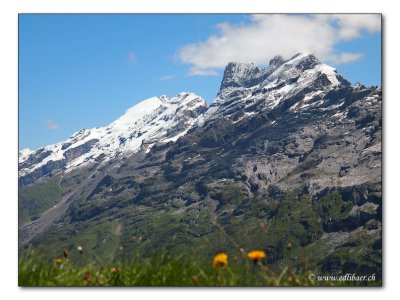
(19, 53), (382, 278)
(18, 53), (362, 173)
(19, 92), (207, 185)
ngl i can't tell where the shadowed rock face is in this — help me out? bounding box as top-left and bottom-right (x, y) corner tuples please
(219, 55), (286, 92)
(63, 139), (99, 160)
(19, 53), (381, 278)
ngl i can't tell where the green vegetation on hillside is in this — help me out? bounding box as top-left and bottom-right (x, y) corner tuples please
(19, 181), (381, 286)
(19, 176), (63, 224)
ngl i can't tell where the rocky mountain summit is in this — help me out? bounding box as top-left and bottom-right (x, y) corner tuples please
(19, 53), (382, 277)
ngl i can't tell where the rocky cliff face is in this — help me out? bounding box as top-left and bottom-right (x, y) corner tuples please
(19, 53), (382, 277)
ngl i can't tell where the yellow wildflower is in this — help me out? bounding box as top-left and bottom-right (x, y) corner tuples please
(77, 245), (83, 254)
(55, 258), (63, 264)
(247, 250), (266, 262)
(213, 252), (228, 268)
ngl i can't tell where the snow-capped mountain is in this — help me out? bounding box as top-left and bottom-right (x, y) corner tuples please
(19, 53), (381, 277)
(18, 53), (376, 187)
(19, 92), (207, 183)
(204, 53), (349, 122)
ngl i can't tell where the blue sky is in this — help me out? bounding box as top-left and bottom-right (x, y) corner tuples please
(19, 14), (381, 150)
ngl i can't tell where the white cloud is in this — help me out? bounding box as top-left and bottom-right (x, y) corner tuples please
(329, 52), (364, 64)
(128, 52), (137, 64)
(177, 14), (381, 75)
(158, 74), (177, 81)
(46, 119), (60, 130)
(332, 14), (381, 40)
(187, 68), (219, 76)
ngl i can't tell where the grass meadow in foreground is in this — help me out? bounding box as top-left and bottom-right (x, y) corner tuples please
(18, 249), (381, 287)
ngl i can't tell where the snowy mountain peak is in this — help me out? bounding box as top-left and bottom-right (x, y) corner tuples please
(288, 52), (320, 68)
(19, 54), (350, 185)
(266, 53), (327, 84)
(19, 92), (207, 184)
(208, 53), (351, 123)
(268, 55), (285, 69)
(218, 53), (325, 98)
(220, 62), (262, 91)
(19, 148), (34, 161)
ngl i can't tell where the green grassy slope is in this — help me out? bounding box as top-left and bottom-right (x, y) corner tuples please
(19, 176), (63, 224)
